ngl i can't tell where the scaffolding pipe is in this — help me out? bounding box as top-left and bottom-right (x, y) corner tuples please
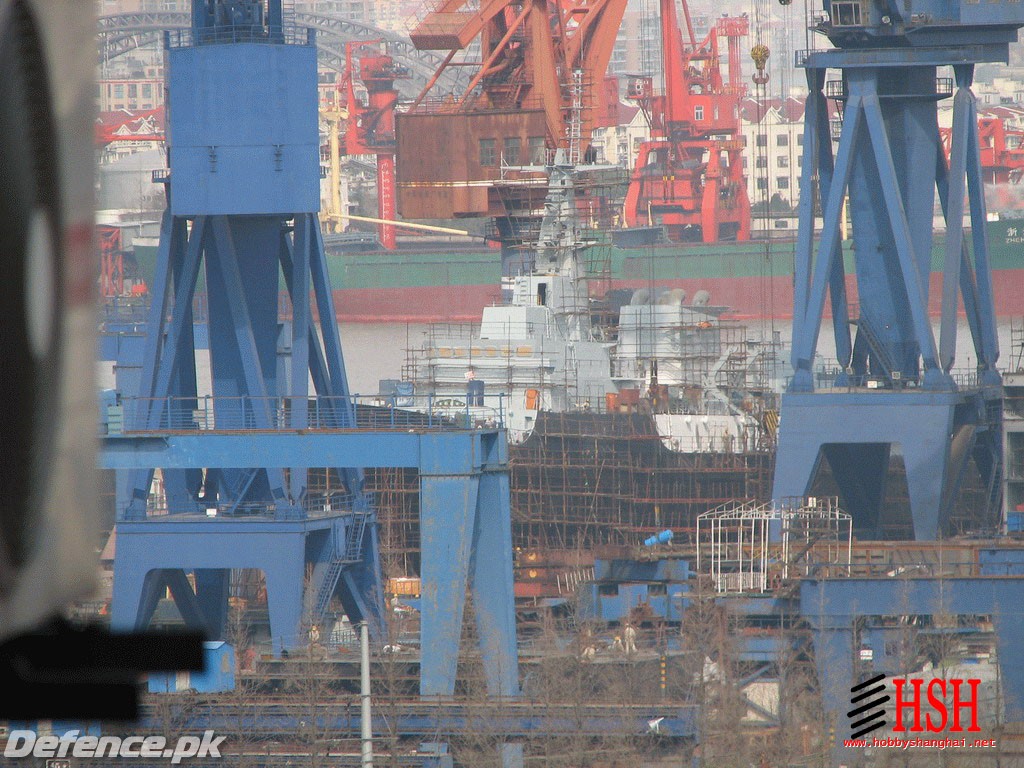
(361, 621), (374, 768)
(338, 212), (473, 237)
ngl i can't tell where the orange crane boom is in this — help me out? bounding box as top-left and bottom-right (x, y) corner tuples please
(397, 0), (628, 220)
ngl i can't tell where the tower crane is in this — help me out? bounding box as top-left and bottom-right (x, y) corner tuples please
(337, 41), (408, 249)
(940, 115), (1024, 185)
(624, 2), (751, 243)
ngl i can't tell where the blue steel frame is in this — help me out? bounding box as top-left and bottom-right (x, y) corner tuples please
(107, 12), (522, 760)
(773, 31), (1015, 538)
(104, 429), (521, 702)
(802, 575), (1024, 761)
(113, 0), (379, 646)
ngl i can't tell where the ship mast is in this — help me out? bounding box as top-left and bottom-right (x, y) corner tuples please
(530, 150), (594, 343)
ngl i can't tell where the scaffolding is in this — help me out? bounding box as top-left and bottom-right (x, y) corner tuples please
(696, 496), (853, 594)
(361, 410), (773, 575)
(509, 410), (773, 551)
(615, 312), (781, 390)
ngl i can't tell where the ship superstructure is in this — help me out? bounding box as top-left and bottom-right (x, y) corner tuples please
(404, 151), (783, 446)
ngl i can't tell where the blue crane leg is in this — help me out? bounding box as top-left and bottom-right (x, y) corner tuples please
(264, 547), (306, 653)
(419, 474), (479, 696)
(774, 393), (972, 538)
(194, 569), (231, 640)
(471, 469), (521, 697)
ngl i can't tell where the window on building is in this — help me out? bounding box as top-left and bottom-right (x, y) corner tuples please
(777, 134), (789, 146)
(528, 136), (546, 164)
(831, 0), (864, 25)
(142, 83), (152, 98)
(479, 138), (496, 167)
(503, 137), (521, 165)
(695, 105), (704, 121)
(128, 84), (137, 98)
(797, 157), (803, 167)
(757, 177), (768, 190)
(755, 156), (767, 168)
(742, 158), (748, 169)
(778, 156), (789, 168)
(797, 133), (804, 146)
(756, 134), (767, 147)
(778, 176), (790, 189)
(114, 84), (125, 99)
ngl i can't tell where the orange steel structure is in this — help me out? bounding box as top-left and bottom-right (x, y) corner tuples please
(940, 115), (1024, 185)
(98, 225), (124, 299)
(340, 41), (408, 249)
(397, 0), (628, 219)
(409, 0), (627, 144)
(623, 3), (751, 243)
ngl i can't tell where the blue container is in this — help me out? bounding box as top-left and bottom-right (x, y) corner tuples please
(643, 529), (673, 547)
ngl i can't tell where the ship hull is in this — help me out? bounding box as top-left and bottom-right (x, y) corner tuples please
(329, 218), (1024, 321)
(128, 219), (1024, 322)
(331, 270), (1024, 322)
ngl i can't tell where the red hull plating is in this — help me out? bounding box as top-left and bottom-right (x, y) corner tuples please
(332, 271), (1024, 323)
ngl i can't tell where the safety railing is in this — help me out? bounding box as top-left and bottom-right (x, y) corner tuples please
(165, 24), (312, 48)
(110, 393), (508, 433)
(825, 79), (847, 100)
(100, 296), (151, 324)
(790, 365), (985, 391)
(119, 490), (365, 520)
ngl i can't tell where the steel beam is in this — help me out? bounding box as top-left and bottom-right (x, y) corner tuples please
(773, 390), (993, 539)
(96, 12), (456, 94)
(137, 701), (700, 738)
(801, 576), (1024, 726)
(102, 430), (506, 472)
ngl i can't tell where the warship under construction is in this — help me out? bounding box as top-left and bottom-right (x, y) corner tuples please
(365, 154), (992, 580)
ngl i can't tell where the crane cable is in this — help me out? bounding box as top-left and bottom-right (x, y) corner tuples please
(749, 0), (777, 338)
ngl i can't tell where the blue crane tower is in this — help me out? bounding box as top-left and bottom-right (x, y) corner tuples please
(107, 0), (385, 647)
(772, 0), (1024, 539)
(105, 3), (520, 717)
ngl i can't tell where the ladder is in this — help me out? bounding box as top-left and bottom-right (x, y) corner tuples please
(853, 315), (900, 385)
(311, 508), (372, 622)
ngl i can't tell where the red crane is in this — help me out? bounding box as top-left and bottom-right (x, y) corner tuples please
(339, 41), (408, 250)
(623, 3), (751, 243)
(940, 115), (1024, 185)
(398, 0), (629, 220)
(98, 225), (124, 299)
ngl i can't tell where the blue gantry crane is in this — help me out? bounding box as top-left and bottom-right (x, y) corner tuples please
(772, 0), (1024, 759)
(772, 0), (1024, 539)
(107, 0), (385, 648)
(103, 10), (522, 754)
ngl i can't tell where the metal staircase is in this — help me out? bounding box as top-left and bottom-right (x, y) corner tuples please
(853, 315), (900, 385)
(311, 507), (372, 622)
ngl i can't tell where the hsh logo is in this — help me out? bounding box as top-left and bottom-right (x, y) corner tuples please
(893, 678), (982, 733)
(848, 673), (890, 738)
